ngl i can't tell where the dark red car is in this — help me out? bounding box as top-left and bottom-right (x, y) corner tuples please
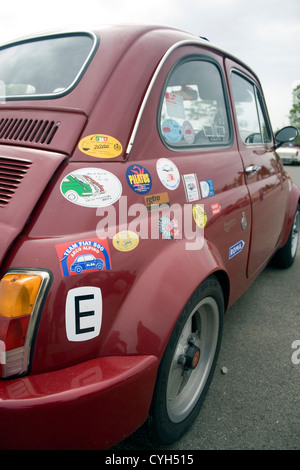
(0, 24), (299, 450)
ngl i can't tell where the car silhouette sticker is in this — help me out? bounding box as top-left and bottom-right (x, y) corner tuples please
(78, 134), (123, 159)
(126, 164), (152, 194)
(156, 158), (180, 190)
(55, 238), (111, 277)
(60, 168), (122, 208)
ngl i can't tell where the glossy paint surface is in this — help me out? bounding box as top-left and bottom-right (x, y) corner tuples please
(0, 24), (298, 449)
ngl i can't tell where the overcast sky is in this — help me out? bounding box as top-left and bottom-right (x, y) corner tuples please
(0, 0), (299, 130)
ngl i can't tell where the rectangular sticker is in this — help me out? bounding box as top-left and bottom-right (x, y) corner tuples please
(165, 92), (186, 120)
(144, 192), (170, 211)
(56, 238), (111, 277)
(182, 174), (201, 203)
(200, 179), (215, 198)
(229, 240), (245, 259)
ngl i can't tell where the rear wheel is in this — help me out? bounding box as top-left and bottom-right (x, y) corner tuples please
(272, 205), (299, 268)
(147, 275), (224, 446)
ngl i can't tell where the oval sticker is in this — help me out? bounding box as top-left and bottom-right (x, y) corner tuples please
(60, 168), (122, 208)
(156, 158), (180, 191)
(78, 134), (123, 159)
(193, 204), (207, 229)
(113, 231), (139, 252)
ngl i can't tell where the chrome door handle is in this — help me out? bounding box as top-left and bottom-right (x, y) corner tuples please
(245, 165), (261, 174)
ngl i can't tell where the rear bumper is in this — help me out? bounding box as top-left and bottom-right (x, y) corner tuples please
(0, 355), (158, 450)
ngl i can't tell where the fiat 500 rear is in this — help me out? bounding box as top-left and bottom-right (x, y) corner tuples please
(0, 25), (299, 450)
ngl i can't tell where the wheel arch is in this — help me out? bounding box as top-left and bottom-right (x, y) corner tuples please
(107, 238), (230, 361)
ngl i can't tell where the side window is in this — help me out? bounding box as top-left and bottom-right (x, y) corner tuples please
(231, 72), (272, 144)
(159, 59), (230, 148)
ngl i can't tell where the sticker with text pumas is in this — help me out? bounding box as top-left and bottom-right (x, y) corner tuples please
(65, 286), (102, 342)
(126, 164), (152, 195)
(156, 158), (180, 190)
(78, 134), (122, 159)
(56, 238), (111, 277)
(60, 168), (122, 208)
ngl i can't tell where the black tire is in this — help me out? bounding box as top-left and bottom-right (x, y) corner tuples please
(147, 275), (224, 446)
(272, 205), (299, 269)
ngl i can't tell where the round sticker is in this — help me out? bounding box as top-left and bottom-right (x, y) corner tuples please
(161, 119), (182, 143)
(159, 216), (180, 240)
(60, 168), (122, 208)
(113, 231), (139, 252)
(78, 134), (123, 159)
(193, 204), (207, 229)
(126, 164), (152, 194)
(156, 158), (180, 191)
(182, 121), (195, 144)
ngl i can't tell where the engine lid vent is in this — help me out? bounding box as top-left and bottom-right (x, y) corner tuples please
(0, 156), (32, 207)
(0, 118), (60, 145)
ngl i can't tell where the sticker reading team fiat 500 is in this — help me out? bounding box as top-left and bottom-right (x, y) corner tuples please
(78, 134), (123, 159)
(156, 158), (180, 191)
(56, 238), (111, 277)
(126, 164), (152, 195)
(60, 168), (122, 208)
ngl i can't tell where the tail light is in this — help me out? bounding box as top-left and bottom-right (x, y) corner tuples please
(0, 269), (50, 378)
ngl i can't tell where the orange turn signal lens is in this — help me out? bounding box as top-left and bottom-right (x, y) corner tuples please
(0, 273), (42, 318)
(0, 270), (50, 378)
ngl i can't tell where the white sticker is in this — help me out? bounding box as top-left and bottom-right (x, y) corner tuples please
(165, 92), (186, 120)
(156, 158), (180, 191)
(65, 287), (102, 342)
(182, 174), (200, 202)
(60, 168), (122, 208)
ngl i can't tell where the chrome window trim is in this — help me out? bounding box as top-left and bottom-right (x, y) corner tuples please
(126, 39), (207, 155)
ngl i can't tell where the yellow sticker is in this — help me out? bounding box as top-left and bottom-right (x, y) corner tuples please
(78, 134), (123, 159)
(113, 231), (139, 252)
(193, 204), (207, 229)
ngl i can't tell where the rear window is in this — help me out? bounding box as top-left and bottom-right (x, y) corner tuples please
(159, 58), (231, 149)
(0, 32), (98, 100)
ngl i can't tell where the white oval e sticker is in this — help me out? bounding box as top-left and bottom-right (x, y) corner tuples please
(65, 287), (102, 342)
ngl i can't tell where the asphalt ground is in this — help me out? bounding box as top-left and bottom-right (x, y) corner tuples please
(112, 164), (300, 451)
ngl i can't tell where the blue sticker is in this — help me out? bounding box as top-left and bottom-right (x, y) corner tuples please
(200, 179), (215, 198)
(161, 119), (182, 143)
(229, 240), (245, 259)
(126, 164), (152, 194)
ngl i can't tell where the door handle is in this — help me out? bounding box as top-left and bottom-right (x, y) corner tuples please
(245, 165), (261, 174)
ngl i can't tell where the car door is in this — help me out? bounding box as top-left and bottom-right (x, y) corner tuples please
(226, 59), (290, 278)
(127, 45), (253, 303)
